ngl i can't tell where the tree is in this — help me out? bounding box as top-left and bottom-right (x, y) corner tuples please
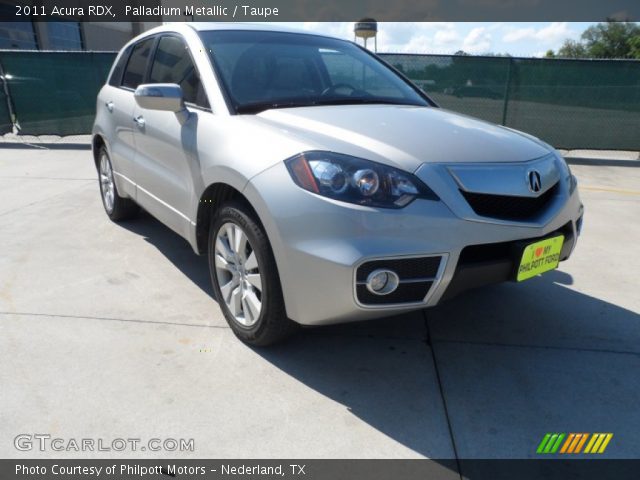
(557, 39), (588, 58)
(630, 35), (640, 58)
(551, 20), (640, 59)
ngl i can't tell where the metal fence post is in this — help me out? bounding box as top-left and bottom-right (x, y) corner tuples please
(0, 56), (16, 133)
(501, 57), (513, 126)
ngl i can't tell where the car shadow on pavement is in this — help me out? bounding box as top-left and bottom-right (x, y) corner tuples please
(253, 272), (640, 463)
(117, 210), (214, 298)
(109, 215), (639, 463)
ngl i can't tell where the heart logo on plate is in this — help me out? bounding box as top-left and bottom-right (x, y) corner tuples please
(535, 247), (544, 257)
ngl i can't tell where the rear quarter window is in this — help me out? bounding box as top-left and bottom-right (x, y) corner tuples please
(121, 37), (155, 89)
(108, 45), (132, 87)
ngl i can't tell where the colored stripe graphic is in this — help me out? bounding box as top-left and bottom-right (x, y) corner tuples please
(585, 433), (614, 454)
(537, 433), (565, 454)
(539, 433), (613, 454)
(560, 434), (575, 454)
(550, 433), (565, 453)
(544, 434), (559, 453)
(537, 434), (552, 454)
(575, 433), (589, 453)
(584, 434), (598, 453)
(598, 434), (613, 453)
(593, 434), (606, 452)
(568, 433), (581, 453)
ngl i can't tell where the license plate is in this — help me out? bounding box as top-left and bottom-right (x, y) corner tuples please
(516, 235), (564, 282)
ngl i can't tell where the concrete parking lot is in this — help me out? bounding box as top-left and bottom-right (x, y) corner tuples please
(0, 147), (638, 468)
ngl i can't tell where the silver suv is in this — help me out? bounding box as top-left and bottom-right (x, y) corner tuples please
(93, 23), (583, 345)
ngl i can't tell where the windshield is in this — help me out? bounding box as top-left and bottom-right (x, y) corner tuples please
(198, 30), (430, 114)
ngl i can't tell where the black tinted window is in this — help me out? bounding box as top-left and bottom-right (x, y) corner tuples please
(109, 45), (132, 87)
(122, 38), (154, 89)
(149, 35), (208, 108)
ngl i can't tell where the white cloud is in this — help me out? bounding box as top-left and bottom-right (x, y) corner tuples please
(279, 22), (586, 57)
(434, 27), (460, 46)
(503, 22), (574, 45)
(366, 22), (460, 53)
(531, 50), (549, 58)
(299, 22), (352, 39)
(462, 27), (492, 53)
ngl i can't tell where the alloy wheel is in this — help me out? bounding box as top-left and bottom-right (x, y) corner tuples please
(214, 222), (263, 327)
(99, 154), (115, 213)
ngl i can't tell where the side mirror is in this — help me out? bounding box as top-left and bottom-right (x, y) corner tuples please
(134, 84), (189, 124)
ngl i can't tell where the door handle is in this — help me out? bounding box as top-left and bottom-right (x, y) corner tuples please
(133, 116), (145, 128)
(105, 101), (114, 112)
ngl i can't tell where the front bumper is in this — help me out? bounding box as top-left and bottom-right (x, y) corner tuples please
(244, 161), (584, 326)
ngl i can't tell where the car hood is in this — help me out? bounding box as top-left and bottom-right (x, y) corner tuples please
(255, 104), (551, 172)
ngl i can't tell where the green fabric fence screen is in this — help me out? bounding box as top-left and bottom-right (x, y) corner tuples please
(0, 51), (116, 136)
(381, 54), (640, 150)
(0, 51), (638, 150)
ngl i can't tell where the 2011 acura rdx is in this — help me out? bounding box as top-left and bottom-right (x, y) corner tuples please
(93, 23), (583, 345)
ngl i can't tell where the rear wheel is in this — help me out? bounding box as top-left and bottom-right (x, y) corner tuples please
(208, 202), (297, 346)
(98, 147), (138, 221)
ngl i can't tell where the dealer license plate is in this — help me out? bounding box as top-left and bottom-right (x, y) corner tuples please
(516, 235), (564, 282)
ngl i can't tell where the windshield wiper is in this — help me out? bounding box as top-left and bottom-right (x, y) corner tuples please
(314, 98), (421, 107)
(236, 97), (423, 114)
(236, 100), (317, 114)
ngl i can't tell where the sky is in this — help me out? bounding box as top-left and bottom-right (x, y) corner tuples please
(272, 22), (597, 57)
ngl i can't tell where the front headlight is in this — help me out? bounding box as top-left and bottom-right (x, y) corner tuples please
(285, 151), (439, 208)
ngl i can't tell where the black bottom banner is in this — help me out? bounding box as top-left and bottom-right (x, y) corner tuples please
(2, 459), (640, 480)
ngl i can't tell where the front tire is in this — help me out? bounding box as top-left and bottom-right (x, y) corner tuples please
(98, 147), (138, 221)
(208, 201), (297, 346)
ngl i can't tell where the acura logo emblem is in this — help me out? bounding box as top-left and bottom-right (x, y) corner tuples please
(527, 170), (542, 193)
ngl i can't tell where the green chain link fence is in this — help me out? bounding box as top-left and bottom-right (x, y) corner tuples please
(0, 51), (638, 149)
(381, 54), (640, 150)
(0, 50), (115, 136)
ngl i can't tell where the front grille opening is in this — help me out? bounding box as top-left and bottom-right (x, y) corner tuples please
(441, 221), (575, 302)
(458, 220), (574, 265)
(461, 182), (559, 221)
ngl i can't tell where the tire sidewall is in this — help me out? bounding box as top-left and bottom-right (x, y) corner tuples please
(208, 203), (282, 341)
(98, 147), (115, 216)
(98, 146), (138, 221)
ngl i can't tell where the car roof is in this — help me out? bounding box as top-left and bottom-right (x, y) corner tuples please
(153, 22), (339, 41)
(190, 22), (309, 33)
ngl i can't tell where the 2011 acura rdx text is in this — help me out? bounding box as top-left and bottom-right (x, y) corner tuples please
(93, 23), (584, 345)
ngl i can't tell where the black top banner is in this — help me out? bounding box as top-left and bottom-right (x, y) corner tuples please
(0, 0), (638, 22)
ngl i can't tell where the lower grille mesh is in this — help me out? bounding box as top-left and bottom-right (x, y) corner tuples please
(356, 282), (433, 305)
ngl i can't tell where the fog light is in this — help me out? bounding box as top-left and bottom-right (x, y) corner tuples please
(366, 269), (400, 295)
